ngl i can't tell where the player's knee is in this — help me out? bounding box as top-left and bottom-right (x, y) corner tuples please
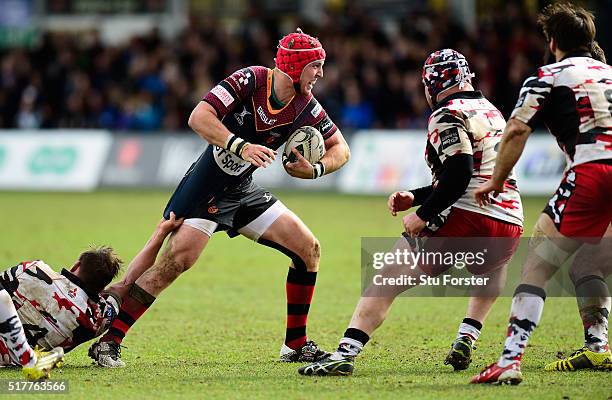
(528, 217), (575, 268)
(304, 237), (321, 271)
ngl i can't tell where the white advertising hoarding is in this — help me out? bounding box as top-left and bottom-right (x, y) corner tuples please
(0, 130), (112, 190)
(338, 130), (566, 195)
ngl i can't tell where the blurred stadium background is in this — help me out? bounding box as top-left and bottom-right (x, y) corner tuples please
(1, 2), (611, 399)
(0, 0), (610, 195)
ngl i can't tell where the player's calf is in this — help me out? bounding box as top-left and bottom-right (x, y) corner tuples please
(257, 213), (327, 356)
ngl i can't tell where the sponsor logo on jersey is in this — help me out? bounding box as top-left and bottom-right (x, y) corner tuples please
(234, 106), (252, 126)
(311, 102), (322, 117)
(208, 205), (219, 214)
(257, 106), (277, 125)
(68, 288), (77, 298)
(320, 117), (333, 134)
(212, 146), (250, 176)
(440, 128), (461, 149)
(210, 85), (234, 107)
(229, 70), (252, 90)
(238, 72), (251, 86)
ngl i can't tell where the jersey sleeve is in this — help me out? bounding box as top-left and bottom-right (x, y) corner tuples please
(304, 99), (338, 139)
(202, 67), (256, 118)
(314, 113), (338, 139)
(510, 66), (554, 128)
(427, 109), (472, 164)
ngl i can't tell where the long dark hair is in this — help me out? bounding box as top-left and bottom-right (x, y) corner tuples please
(538, 2), (606, 63)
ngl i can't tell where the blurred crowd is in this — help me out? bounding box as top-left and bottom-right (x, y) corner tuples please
(0, 3), (548, 132)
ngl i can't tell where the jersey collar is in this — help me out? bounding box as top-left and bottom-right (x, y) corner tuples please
(61, 268), (100, 301)
(266, 69), (294, 114)
(560, 51), (592, 61)
(432, 90), (484, 112)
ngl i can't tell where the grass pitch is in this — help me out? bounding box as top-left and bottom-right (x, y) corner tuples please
(0, 191), (610, 399)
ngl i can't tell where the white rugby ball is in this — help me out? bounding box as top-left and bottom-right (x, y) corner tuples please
(283, 126), (325, 164)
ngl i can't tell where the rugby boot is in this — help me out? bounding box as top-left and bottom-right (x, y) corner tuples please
(470, 361), (522, 385)
(22, 347), (64, 381)
(444, 335), (476, 371)
(279, 340), (331, 363)
(544, 347), (612, 371)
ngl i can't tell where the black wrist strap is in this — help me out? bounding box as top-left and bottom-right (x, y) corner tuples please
(313, 161), (326, 179)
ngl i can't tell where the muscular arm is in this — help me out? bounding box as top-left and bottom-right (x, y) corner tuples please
(105, 215), (183, 299)
(188, 101), (275, 167)
(284, 129), (350, 179)
(320, 130), (350, 175)
(490, 118), (532, 186)
(188, 101), (233, 148)
(119, 228), (171, 286)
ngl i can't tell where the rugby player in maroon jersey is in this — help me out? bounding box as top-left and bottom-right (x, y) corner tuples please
(89, 29), (350, 367)
(472, 3), (612, 384)
(298, 49), (524, 377)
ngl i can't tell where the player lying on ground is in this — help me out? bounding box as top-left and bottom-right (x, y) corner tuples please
(0, 288), (64, 380)
(298, 49), (524, 376)
(89, 28), (351, 368)
(0, 214), (183, 375)
(471, 3), (612, 385)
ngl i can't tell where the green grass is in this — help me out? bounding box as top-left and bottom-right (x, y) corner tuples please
(0, 191), (610, 399)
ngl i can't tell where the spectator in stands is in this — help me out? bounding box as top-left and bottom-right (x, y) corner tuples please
(0, 3), (551, 132)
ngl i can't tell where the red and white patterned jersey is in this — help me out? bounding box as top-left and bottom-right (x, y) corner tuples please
(0, 260), (118, 355)
(425, 91), (524, 228)
(511, 54), (612, 168)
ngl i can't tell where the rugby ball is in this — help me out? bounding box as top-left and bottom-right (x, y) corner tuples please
(283, 126), (325, 164)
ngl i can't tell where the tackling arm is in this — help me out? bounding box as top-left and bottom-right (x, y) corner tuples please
(105, 213), (183, 299)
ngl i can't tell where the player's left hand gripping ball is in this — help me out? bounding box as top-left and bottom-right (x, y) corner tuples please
(284, 148), (316, 179)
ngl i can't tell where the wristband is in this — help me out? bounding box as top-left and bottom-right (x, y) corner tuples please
(225, 134), (249, 160)
(312, 161), (326, 179)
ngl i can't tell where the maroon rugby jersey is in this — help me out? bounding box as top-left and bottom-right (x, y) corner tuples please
(511, 54), (612, 167)
(202, 66), (337, 177)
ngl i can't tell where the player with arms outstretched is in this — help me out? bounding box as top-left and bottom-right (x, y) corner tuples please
(298, 49), (523, 376)
(471, 3), (612, 385)
(89, 29), (350, 367)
